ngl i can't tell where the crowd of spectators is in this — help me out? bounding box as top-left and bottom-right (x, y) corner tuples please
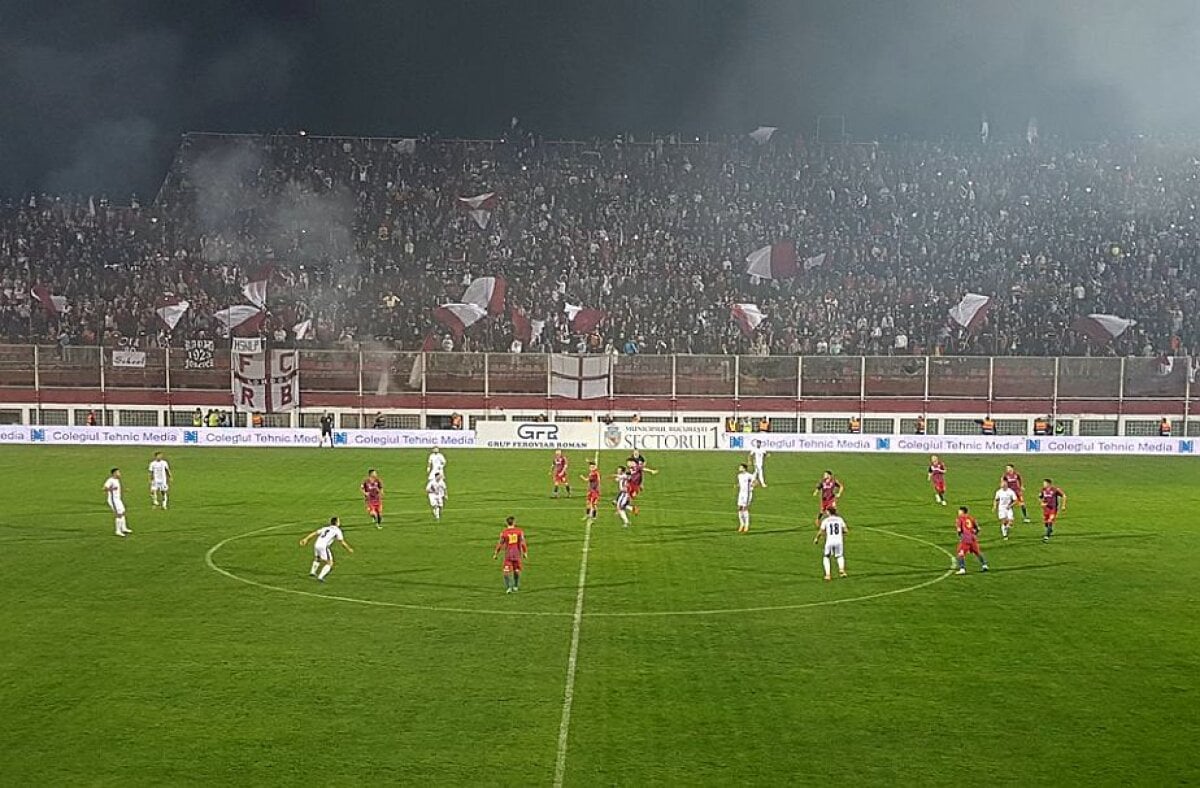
(4, 129), (1200, 358)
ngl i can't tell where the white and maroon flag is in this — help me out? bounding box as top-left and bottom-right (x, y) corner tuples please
(457, 192), (498, 230)
(948, 293), (992, 331)
(1072, 313), (1136, 343)
(749, 126), (778, 145)
(462, 276), (507, 315)
(155, 296), (190, 331)
(512, 308), (548, 346)
(214, 305), (266, 335)
(231, 349), (299, 413)
(31, 285), (67, 317)
(433, 303), (487, 338)
(241, 265), (274, 309)
(745, 241), (798, 280)
(564, 303), (605, 333)
(731, 303), (766, 336)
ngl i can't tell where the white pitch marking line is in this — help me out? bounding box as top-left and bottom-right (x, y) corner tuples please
(204, 514), (958, 618)
(553, 518), (592, 788)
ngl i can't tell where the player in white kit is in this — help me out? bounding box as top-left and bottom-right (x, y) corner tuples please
(814, 507), (849, 580)
(426, 472), (447, 521)
(148, 451), (172, 509)
(300, 516), (353, 582)
(993, 481), (1019, 540)
(427, 447), (447, 481)
(104, 467), (130, 537)
(736, 463), (756, 533)
(747, 440), (768, 487)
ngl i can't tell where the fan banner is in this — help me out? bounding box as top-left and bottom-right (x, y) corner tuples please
(231, 350), (300, 413)
(111, 350), (147, 368)
(184, 340), (215, 369)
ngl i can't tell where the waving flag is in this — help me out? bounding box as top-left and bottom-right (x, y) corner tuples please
(214, 305), (266, 334)
(745, 241), (798, 280)
(462, 276), (507, 315)
(803, 252), (828, 271)
(457, 192), (498, 230)
(1072, 314), (1136, 343)
(948, 293), (992, 331)
(31, 285), (67, 317)
(155, 296), (190, 331)
(564, 303), (604, 333)
(749, 126), (778, 145)
(731, 303), (766, 336)
(242, 265), (274, 309)
(511, 307), (548, 346)
(293, 319), (314, 340)
(433, 303), (487, 338)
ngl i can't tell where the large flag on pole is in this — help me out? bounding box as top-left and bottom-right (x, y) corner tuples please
(731, 303), (765, 336)
(433, 303), (487, 338)
(457, 192), (498, 229)
(155, 296), (190, 331)
(948, 293), (992, 331)
(214, 305), (266, 334)
(31, 285), (67, 317)
(462, 276), (507, 315)
(1071, 314), (1137, 343)
(564, 303), (604, 333)
(745, 241), (798, 280)
(241, 265), (273, 309)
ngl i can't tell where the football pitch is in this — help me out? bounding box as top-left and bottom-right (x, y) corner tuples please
(2, 445), (1198, 786)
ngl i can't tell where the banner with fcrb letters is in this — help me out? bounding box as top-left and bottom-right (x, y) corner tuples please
(231, 350), (299, 413)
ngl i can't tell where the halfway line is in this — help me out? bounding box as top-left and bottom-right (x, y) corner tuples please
(554, 518), (593, 788)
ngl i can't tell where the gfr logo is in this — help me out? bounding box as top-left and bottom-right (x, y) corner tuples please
(516, 423), (559, 440)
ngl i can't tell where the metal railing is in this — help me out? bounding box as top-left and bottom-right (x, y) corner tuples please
(0, 346), (1192, 410)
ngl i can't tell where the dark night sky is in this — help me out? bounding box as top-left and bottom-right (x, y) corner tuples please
(1, 0), (1197, 196)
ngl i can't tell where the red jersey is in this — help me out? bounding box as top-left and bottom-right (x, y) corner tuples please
(1001, 471), (1023, 492)
(553, 455), (568, 475)
(1038, 486), (1064, 511)
(587, 469), (601, 494)
(928, 462), (946, 481)
(361, 478), (383, 502)
(816, 478), (841, 502)
(496, 527), (527, 559)
(956, 514), (980, 538)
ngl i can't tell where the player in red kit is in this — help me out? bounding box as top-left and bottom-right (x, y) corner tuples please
(361, 468), (384, 528)
(551, 450), (571, 498)
(927, 455), (947, 506)
(812, 470), (843, 526)
(492, 516), (528, 593)
(1001, 464), (1030, 522)
(954, 506), (989, 574)
(581, 461), (601, 524)
(1038, 478), (1066, 543)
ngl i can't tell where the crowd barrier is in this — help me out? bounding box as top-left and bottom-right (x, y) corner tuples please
(0, 426), (475, 449)
(0, 423), (1194, 456)
(725, 432), (1195, 456)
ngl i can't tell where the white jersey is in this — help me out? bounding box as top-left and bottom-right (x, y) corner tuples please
(749, 447), (767, 468)
(427, 452), (447, 479)
(820, 515), (847, 557)
(104, 477), (124, 514)
(148, 459), (170, 487)
(426, 478), (447, 502)
(994, 487), (1018, 518)
(736, 471), (755, 507)
(314, 525), (344, 550)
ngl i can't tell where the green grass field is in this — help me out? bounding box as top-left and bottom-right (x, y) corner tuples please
(2, 445), (1198, 786)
